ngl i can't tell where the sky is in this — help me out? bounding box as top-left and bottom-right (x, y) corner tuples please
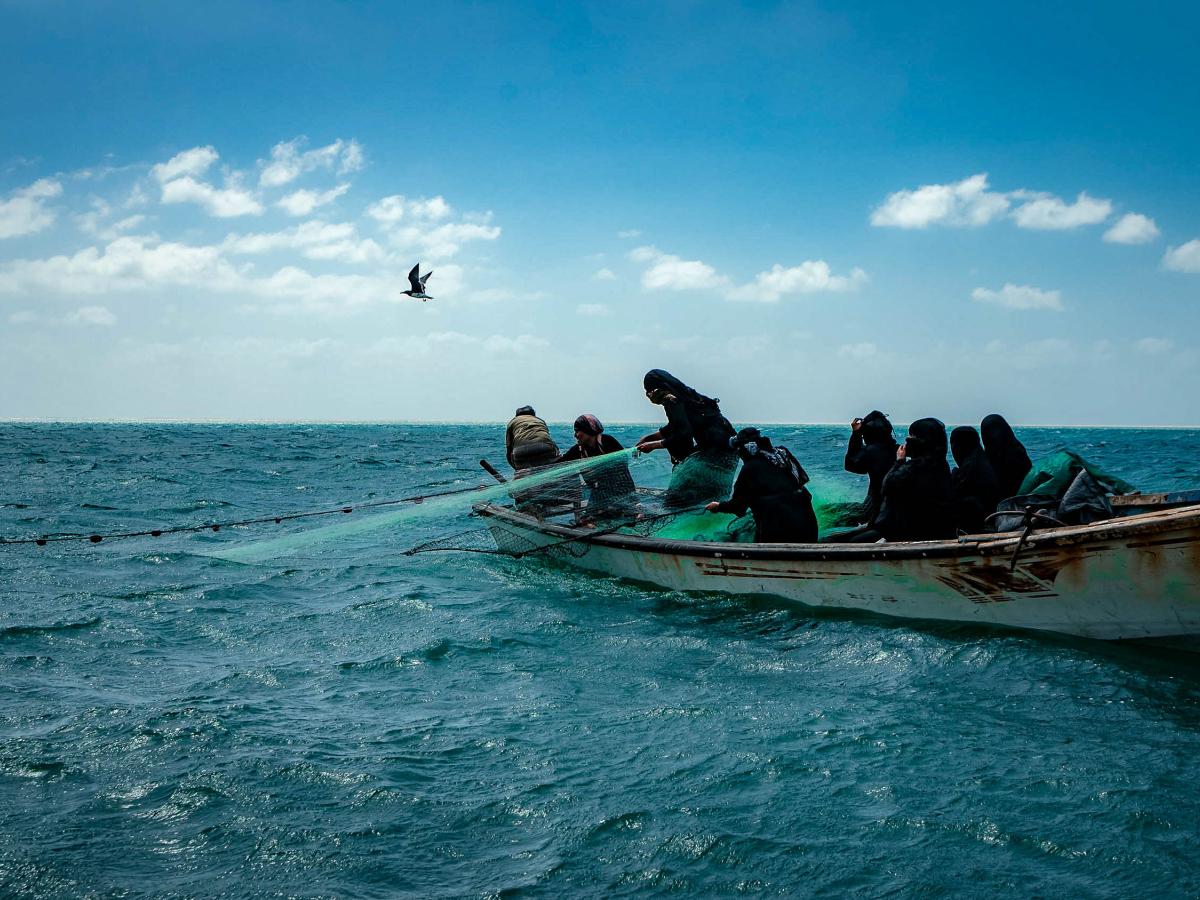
(1, 0), (1198, 425)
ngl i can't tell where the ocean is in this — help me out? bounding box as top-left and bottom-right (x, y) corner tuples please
(2, 423), (1199, 897)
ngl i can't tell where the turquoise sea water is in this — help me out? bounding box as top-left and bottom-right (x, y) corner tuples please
(2, 423), (1200, 897)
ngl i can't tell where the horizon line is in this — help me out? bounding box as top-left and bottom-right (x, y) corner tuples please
(3, 418), (1199, 430)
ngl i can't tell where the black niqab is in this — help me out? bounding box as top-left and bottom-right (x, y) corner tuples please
(905, 417), (948, 460)
(873, 417), (954, 541)
(860, 410), (894, 445)
(843, 411), (897, 525)
(643, 369), (713, 406)
(644, 369), (735, 455)
(950, 425), (1003, 533)
(981, 413), (1032, 499)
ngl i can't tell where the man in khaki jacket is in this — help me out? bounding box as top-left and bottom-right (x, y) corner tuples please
(505, 406), (560, 472)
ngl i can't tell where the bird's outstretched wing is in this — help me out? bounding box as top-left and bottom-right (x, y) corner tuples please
(407, 264), (422, 292)
(420, 270), (433, 287)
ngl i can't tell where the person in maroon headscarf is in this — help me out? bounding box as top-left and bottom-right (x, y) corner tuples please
(559, 414), (637, 520)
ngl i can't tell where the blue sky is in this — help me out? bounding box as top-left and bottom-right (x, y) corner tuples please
(1, 0), (1198, 424)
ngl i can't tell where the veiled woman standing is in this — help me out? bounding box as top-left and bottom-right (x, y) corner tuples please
(636, 369), (738, 508)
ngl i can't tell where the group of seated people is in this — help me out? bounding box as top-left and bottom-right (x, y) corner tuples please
(503, 370), (1036, 545)
(826, 411), (1031, 543)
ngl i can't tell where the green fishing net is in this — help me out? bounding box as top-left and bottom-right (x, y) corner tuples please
(662, 450), (738, 508)
(1017, 449), (1135, 498)
(642, 474), (861, 543)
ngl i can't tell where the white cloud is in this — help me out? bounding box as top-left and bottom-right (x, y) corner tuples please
(593, 267), (616, 281)
(838, 341), (877, 359)
(873, 175), (1125, 235)
(0, 233), (426, 314)
(0, 178), (64, 239)
(870, 173), (1010, 229)
(1163, 239), (1200, 273)
(259, 138), (364, 188)
(241, 266), (403, 311)
(65, 305), (116, 326)
(340, 142), (364, 174)
(277, 183), (351, 216)
(8, 310), (38, 324)
(125, 183), (150, 209)
(151, 146), (219, 183)
(727, 261), (867, 302)
(75, 198), (146, 239)
(382, 220), (501, 260)
(0, 236), (238, 295)
(0, 143), (510, 320)
(1103, 213), (1160, 245)
(223, 221), (383, 264)
(363, 330), (548, 358)
(110, 214), (146, 234)
(629, 245), (727, 291)
(617, 229), (641, 239)
(618, 334), (647, 345)
(366, 194), (452, 224)
(971, 283), (1063, 311)
(1010, 191), (1111, 230)
(160, 176), (264, 218)
(630, 245), (865, 301)
(577, 303), (610, 316)
(364, 195), (495, 259)
(1135, 337), (1173, 355)
(123, 336), (337, 366)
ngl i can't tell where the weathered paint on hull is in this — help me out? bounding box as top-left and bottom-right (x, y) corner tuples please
(481, 507), (1200, 644)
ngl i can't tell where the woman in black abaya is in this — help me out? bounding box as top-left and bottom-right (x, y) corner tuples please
(950, 425), (1003, 534)
(636, 369), (738, 507)
(980, 413), (1032, 500)
(706, 427), (817, 543)
(873, 417), (956, 542)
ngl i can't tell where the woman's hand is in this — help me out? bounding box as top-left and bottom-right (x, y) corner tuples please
(851, 417), (863, 433)
(636, 440), (662, 453)
(705, 501), (721, 512)
(896, 444), (907, 461)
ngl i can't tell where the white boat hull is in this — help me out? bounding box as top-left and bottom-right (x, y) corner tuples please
(477, 503), (1200, 645)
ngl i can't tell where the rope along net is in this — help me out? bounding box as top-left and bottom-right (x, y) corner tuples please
(403, 501), (711, 559)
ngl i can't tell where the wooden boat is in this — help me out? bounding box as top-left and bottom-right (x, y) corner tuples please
(474, 499), (1200, 648)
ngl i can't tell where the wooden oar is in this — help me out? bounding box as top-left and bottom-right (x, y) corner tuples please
(480, 459), (508, 484)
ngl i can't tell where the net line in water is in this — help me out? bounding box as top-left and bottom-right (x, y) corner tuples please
(403, 502), (711, 559)
(207, 447), (656, 564)
(0, 483), (495, 548)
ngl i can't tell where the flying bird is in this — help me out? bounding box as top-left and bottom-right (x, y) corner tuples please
(403, 264), (434, 301)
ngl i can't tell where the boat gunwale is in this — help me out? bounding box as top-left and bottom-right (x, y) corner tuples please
(474, 501), (1200, 562)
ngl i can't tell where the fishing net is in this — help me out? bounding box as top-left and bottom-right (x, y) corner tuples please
(661, 450), (738, 508)
(509, 457), (866, 547)
(403, 500), (716, 559)
(212, 441), (864, 563)
(1017, 449), (1136, 499)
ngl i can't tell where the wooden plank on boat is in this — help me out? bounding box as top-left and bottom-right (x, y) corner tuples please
(1112, 490), (1200, 510)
